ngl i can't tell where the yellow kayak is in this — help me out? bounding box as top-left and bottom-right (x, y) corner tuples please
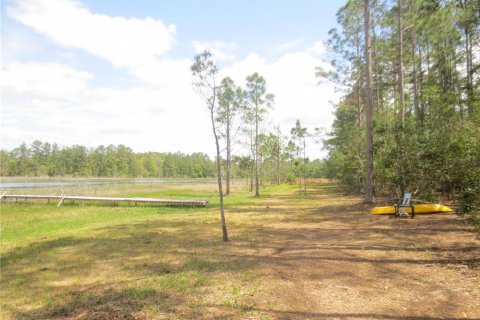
(370, 204), (453, 215)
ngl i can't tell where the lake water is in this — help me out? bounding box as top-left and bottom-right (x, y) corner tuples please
(0, 178), (214, 189)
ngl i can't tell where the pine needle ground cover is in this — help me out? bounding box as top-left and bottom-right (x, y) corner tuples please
(1, 182), (479, 319)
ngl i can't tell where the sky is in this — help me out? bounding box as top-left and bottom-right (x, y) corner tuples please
(1, 0), (344, 159)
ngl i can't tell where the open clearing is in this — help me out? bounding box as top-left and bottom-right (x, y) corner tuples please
(1, 183), (479, 319)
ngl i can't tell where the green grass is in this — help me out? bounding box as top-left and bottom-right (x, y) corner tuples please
(0, 182), (334, 319)
(0, 183), (291, 254)
(1, 203), (187, 254)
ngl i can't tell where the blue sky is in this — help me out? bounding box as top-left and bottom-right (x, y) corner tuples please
(79, 1), (341, 57)
(1, 0), (344, 158)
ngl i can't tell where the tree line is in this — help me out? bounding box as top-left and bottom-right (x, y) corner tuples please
(0, 140), (327, 181)
(0, 141), (214, 178)
(320, 0), (479, 227)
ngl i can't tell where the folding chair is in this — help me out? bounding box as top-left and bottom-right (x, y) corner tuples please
(395, 193), (415, 219)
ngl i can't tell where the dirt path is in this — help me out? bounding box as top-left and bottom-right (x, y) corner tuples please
(209, 185), (480, 319)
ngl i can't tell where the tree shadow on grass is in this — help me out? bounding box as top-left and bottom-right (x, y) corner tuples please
(227, 206), (295, 215)
(207, 251), (480, 267)
(0, 218), (260, 319)
(190, 304), (480, 320)
(279, 200), (475, 235)
(13, 286), (171, 320)
(232, 242), (480, 253)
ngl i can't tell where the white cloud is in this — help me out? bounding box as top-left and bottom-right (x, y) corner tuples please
(2, 0), (216, 154)
(1, 61), (214, 154)
(8, 0), (198, 89)
(273, 38), (305, 53)
(2, 61), (92, 97)
(2, 0), (339, 159)
(130, 58), (193, 88)
(7, 0), (176, 69)
(192, 41), (238, 61)
(222, 52), (338, 158)
(308, 41), (327, 56)
(1, 50), (337, 158)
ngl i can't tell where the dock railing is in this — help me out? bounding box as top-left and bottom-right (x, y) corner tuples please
(0, 194), (208, 207)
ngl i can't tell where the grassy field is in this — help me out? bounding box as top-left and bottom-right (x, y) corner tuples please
(1, 182), (479, 319)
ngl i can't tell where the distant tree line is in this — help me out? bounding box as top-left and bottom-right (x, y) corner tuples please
(0, 141), (215, 178)
(0, 140), (328, 180)
(320, 0), (479, 228)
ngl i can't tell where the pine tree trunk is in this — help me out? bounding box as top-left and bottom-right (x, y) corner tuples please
(398, 0), (405, 128)
(418, 46), (424, 124)
(260, 153), (264, 186)
(250, 173), (253, 192)
(277, 149), (280, 185)
(226, 118), (231, 195)
(356, 37), (363, 194)
(299, 172), (302, 195)
(397, 0), (406, 195)
(364, 0), (374, 203)
(303, 138), (307, 196)
(255, 106), (260, 197)
(412, 27), (421, 123)
(465, 27), (473, 116)
(276, 128), (281, 184)
(298, 146), (302, 195)
(210, 108), (228, 241)
(250, 132), (254, 192)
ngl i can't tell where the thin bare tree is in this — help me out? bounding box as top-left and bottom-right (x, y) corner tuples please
(364, 0), (374, 203)
(191, 51), (228, 241)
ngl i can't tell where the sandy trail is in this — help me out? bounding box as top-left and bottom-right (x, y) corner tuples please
(209, 186), (480, 319)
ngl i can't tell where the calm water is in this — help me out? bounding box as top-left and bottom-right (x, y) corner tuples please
(0, 178), (214, 189)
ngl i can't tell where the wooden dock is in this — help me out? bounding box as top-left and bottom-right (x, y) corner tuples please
(0, 193), (208, 207)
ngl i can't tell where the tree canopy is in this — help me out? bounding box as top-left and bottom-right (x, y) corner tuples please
(321, 0), (480, 227)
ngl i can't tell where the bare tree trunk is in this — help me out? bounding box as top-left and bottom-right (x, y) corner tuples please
(418, 45), (424, 125)
(250, 131), (254, 192)
(356, 36), (363, 194)
(270, 160), (275, 184)
(372, 19), (383, 114)
(299, 173), (302, 195)
(465, 27), (473, 116)
(303, 137), (307, 196)
(426, 41), (431, 113)
(297, 146), (302, 195)
(210, 108), (228, 241)
(226, 117), (231, 195)
(259, 153), (264, 186)
(276, 127), (281, 185)
(398, 0), (405, 128)
(250, 172), (253, 192)
(372, 11), (379, 110)
(255, 107), (260, 197)
(277, 148), (281, 185)
(412, 27), (420, 122)
(364, 0), (374, 204)
(397, 0), (406, 196)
